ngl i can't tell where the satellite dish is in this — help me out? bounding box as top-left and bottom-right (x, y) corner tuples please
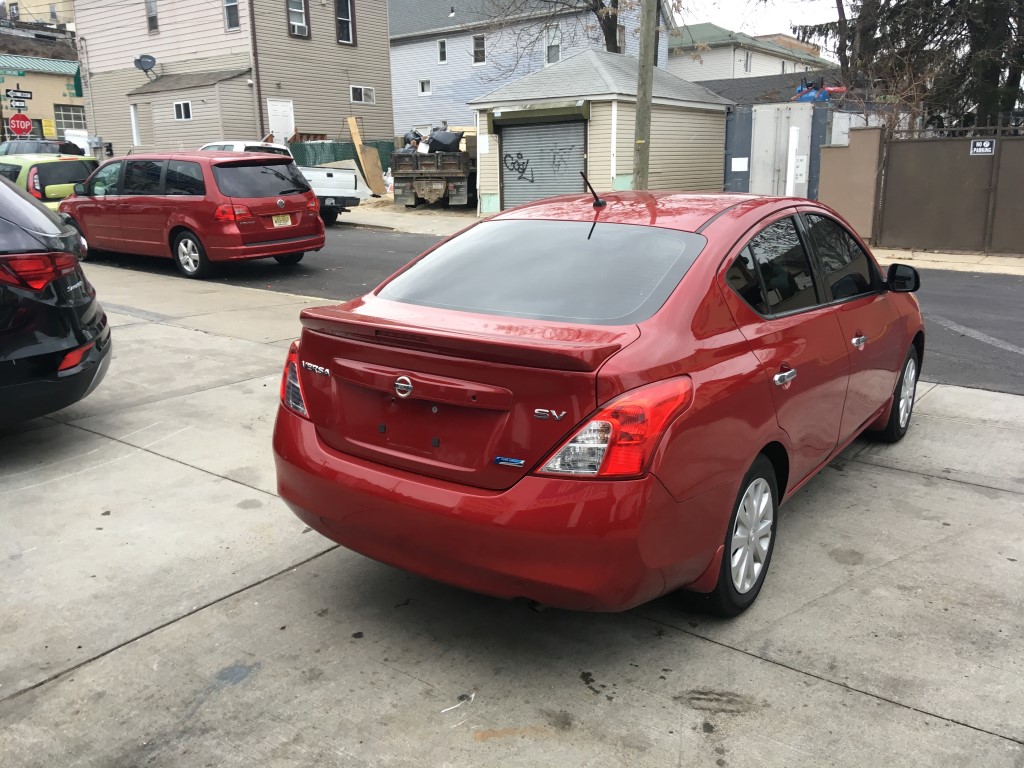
(134, 55), (157, 72)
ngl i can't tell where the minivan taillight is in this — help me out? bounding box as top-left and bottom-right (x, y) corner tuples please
(0, 252), (78, 291)
(27, 167), (43, 200)
(306, 197), (319, 213)
(214, 204), (254, 222)
(536, 377), (694, 479)
(280, 341), (309, 418)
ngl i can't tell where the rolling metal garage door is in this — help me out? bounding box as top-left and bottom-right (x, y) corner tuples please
(500, 121), (585, 209)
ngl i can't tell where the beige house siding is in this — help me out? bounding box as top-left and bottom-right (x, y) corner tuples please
(615, 101), (637, 179)
(648, 105), (725, 191)
(587, 101), (614, 191)
(74, 0), (252, 73)
(146, 84), (232, 150)
(667, 48), (735, 81)
(252, 0), (394, 141)
(216, 78), (260, 139)
(475, 112), (500, 214)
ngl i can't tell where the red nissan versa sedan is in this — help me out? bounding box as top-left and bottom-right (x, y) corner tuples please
(273, 192), (924, 616)
(59, 152), (324, 279)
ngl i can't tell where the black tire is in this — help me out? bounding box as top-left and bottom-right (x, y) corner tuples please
(274, 253), (304, 266)
(708, 455), (779, 618)
(172, 230), (212, 279)
(873, 347), (919, 444)
(320, 208), (338, 226)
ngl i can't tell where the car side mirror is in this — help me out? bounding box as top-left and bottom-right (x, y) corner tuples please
(887, 263), (920, 293)
(74, 182), (86, 195)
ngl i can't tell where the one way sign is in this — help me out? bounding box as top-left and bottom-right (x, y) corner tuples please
(5, 89), (32, 99)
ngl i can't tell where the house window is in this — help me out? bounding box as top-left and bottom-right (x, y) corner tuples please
(781, 61), (787, 73)
(49, 3), (57, 20)
(545, 26), (560, 65)
(473, 34), (486, 64)
(53, 104), (86, 138)
(419, 79), (431, 96)
(145, 0), (158, 31)
(336, 0), (354, 44)
(350, 85), (374, 104)
(223, 0), (239, 30)
(743, 51), (752, 73)
(129, 104), (141, 145)
(8, 3), (18, 21)
(438, 39), (447, 63)
(287, 0), (309, 38)
(173, 101), (192, 121)
(617, 24), (625, 53)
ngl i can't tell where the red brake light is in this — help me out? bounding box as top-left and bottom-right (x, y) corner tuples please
(306, 197), (319, 212)
(27, 167), (43, 200)
(0, 252), (79, 291)
(280, 341), (309, 418)
(58, 342), (95, 371)
(536, 376), (694, 479)
(214, 204), (254, 222)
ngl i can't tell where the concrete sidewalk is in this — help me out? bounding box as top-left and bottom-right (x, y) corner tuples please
(1, 264), (1022, 767)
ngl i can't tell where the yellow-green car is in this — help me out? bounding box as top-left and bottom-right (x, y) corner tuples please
(0, 154), (98, 212)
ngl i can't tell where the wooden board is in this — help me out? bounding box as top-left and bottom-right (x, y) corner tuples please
(346, 116), (387, 196)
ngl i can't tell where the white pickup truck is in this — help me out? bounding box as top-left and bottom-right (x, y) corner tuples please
(199, 140), (369, 225)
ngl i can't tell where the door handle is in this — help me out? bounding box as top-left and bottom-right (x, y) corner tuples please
(773, 368), (798, 386)
(851, 335), (868, 350)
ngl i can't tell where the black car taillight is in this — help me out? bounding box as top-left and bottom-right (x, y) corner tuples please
(0, 252), (78, 291)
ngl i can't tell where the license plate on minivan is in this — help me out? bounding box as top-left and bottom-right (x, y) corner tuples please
(272, 214), (291, 227)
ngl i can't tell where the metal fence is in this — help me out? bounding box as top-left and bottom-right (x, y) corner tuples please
(288, 140), (397, 174)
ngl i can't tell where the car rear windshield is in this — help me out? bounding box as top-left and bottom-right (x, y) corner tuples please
(35, 160), (97, 189)
(212, 161), (310, 198)
(378, 219), (707, 325)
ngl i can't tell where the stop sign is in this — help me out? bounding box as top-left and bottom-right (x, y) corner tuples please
(8, 113), (32, 136)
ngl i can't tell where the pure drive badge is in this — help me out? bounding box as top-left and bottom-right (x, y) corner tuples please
(493, 456), (526, 468)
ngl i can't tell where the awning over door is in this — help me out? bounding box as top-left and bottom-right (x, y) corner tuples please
(500, 121), (585, 209)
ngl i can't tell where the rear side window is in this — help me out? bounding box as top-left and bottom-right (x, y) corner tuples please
(0, 163), (19, 182)
(244, 145), (291, 156)
(725, 247), (769, 315)
(804, 214), (879, 300)
(166, 160), (206, 195)
(123, 160), (165, 194)
(212, 161), (310, 197)
(34, 160), (98, 189)
(378, 219), (706, 325)
(747, 217), (819, 314)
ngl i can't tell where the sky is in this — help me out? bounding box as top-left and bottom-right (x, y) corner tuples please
(675, 0), (841, 45)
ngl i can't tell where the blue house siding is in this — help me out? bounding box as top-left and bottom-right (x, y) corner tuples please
(390, 10), (670, 134)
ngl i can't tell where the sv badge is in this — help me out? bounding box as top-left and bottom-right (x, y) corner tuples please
(534, 409), (567, 421)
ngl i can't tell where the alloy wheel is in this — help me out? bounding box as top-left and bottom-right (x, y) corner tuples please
(730, 477), (774, 594)
(177, 238), (200, 273)
(899, 357), (917, 428)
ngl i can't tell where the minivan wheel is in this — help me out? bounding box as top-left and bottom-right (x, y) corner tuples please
(874, 348), (919, 443)
(708, 455), (778, 618)
(173, 231), (211, 279)
(274, 253), (304, 266)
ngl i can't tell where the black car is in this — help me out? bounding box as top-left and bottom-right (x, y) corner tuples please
(0, 139), (85, 156)
(0, 176), (110, 427)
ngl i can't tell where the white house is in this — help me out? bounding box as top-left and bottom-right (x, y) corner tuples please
(668, 23), (833, 81)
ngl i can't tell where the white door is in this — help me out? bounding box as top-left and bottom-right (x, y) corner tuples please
(750, 103), (812, 197)
(267, 98), (295, 143)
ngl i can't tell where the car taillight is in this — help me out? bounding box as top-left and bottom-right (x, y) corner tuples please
(280, 341), (308, 418)
(27, 167), (43, 200)
(536, 376), (694, 479)
(58, 342), (95, 371)
(0, 252), (79, 291)
(214, 204), (254, 222)
(306, 197), (319, 212)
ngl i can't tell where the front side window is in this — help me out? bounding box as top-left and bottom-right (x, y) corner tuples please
(350, 85), (375, 104)
(123, 159), (165, 195)
(804, 214), (879, 300)
(336, 0), (354, 44)
(174, 101), (192, 121)
(438, 39), (447, 63)
(287, 0), (309, 38)
(166, 160), (206, 195)
(89, 161), (123, 196)
(545, 26), (561, 65)
(145, 0), (158, 31)
(224, 0), (239, 30)
(746, 217), (819, 314)
(473, 34), (486, 64)
(378, 220), (707, 325)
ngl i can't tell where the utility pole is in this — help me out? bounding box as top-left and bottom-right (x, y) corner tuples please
(632, 0), (658, 190)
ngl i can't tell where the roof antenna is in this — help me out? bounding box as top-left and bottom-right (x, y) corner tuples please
(580, 171), (606, 208)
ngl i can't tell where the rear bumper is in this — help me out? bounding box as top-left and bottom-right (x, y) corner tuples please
(0, 326), (111, 426)
(319, 196), (360, 209)
(206, 231), (326, 262)
(273, 406), (720, 611)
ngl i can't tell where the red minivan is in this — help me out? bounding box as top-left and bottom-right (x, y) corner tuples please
(59, 152), (325, 278)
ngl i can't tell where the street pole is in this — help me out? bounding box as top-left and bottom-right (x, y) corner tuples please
(632, 0), (658, 190)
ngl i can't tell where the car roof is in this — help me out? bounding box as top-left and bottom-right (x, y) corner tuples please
(491, 191), (810, 234)
(106, 151), (293, 163)
(0, 153), (96, 164)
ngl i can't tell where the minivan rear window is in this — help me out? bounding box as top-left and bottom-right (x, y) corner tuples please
(378, 220), (706, 325)
(212, 161), (310, 198)
(35, 160), (98, 191)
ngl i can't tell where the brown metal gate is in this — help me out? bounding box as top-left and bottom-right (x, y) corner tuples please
(878, 132), (1024, 253)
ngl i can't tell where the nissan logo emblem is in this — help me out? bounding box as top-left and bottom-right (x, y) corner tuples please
(277, 198), (286, 209)
(394, 376), (414, 398)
